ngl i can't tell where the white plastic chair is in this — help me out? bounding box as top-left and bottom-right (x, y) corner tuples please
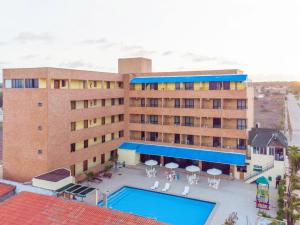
(151, 181), (159, 190)
(182, 186), (190, 196)
(162, 183), (170, 192)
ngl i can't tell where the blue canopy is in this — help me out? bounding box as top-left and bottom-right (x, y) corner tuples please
(130, 74), (247, 84)
(119, 142), (246, 166)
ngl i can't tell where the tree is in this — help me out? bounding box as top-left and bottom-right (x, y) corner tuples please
(288, 146), (300, 173)
(223, 212), (238, 225)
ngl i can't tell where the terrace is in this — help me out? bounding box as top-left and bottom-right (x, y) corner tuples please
(83, 166), (278, 225)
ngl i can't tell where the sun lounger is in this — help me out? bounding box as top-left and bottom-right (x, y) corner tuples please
(182, 186), (190, 196)
(162, 183), (170, 192)
(150, 181), (159, 190)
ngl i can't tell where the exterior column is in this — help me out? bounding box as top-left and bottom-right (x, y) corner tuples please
(198, 160), (202, 171)
(160, 156), (164, 166)
(230, 165), (235, 179)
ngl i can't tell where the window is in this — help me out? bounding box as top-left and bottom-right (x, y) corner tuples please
(237, 139), (247, 150)
(61, 80), (66, 87)
(149, 115), (158, 124)
(71, 122), (76, 131)
(213, 137), (221, 147)
(149, 132), (158, 141)
(101, 154), (105, 164)
(53, 80), (60, 89)
(102, 99), (105, 107)
(253, 146), (259, 154)
(84, 120), (88, 128)
(174, 99), (180, 108)
(102, 117), (105, 125)
(213, 118), (221, 128)
(93, 99), (97, 105)
(237, 99), (247, 110)
(141, 83), (146, 90)
(94, 137), (97, 142)
(141, 98), (145, 107)
(93, 81), (97, 88)
(118, 114), (124, 121)
(12, 79), (24, 88)
(111, 116), (115, 123)
(209, 82), (222, 90)
(70, 101), (76, 110)
(269, 147), (275, 156)
(237, 166), (247, 173)
(174, 134), (180, 144)
(111, 133), (115, 140)
(84, 100), (88, 108)
(111, 99), (115, 106)
(223, 82), (230, 90)
(175, 83), (181, 90)
(184, 99), (194, 108)
(70, 164), (75, 176)
(141, 131), (145, 140)
(37, 102), (43, 107)
(118, 98), (124, 105)
(93, 156), (97, 162)
(174, 116), (180, 125)
(110, 149), (117, 160)
(107, 82), (111, 89)
(93, 118), (97, 124)
(5, 80), (12, 88)
(184, 82), (194, 90)
(25, 79), (39, 88)
(149, 99), (158, 107)
(84, 140), (88, 148)
(186, 135), (194, 145)
(237, 119), (247, 130)
(37, 149), (43, 155)
(184, 116), (194, 126)
(259, 147), (267, 155)
(141, 114), (145, 123)
(213, 99), (221, 109)
(37, 125), (42, 131)
(150, 83), (158, 90)
(102, 135), (105, 143)
(83, 160), (88, 172)
(118, 82), (123, 88)
(119, 130), (124, 137)
(70, 143), (76, 152)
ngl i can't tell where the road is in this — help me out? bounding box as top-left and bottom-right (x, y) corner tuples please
(287, 94), (300, 147)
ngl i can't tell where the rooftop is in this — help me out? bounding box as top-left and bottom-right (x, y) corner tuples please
(34, 168), (71, 182)
(0, 182), (15, 198)
(248, 128), (288, 148)
(0, 192), (167, 225)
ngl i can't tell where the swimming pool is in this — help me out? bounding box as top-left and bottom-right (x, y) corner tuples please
(98, 186), (215, 225)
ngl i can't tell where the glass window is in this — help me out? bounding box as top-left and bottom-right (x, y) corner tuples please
(237, 99), (247, 109)
(209, 82), (222, 90)
(174, 134), (180, 143)
(184, 99), (194, 108)
(223, 82), (230, 90)
(150, 83), (158, 90)
(174, 99), (180, 108)
(149, 115), (158, 124)
(253, 146), (259, 154)
(12, 79), (24, 88)
(5, 80), (12, 88)
(184, 82), (194, 90)
(174, 116), (180, 125)
(184, 116), (194, 126)
(213, 99), (221, 109)
(70, 143), (76, 152)
(149, 99), (158, 107)
(186, 135), (194, 145)
(83, 160), (88, 172)
(119, 130), (124, 137)
(175, 83), (181, 90)
(25, 79), (39, 88)
(237, 119), (247, 130)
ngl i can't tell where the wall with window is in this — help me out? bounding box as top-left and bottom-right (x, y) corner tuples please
(5, 78), (47, 89)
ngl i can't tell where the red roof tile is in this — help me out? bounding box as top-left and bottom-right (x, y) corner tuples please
(0, 192), (168, 225)
(0, 183), (15, 198)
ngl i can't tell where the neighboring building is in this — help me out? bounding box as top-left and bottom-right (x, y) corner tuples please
(0, 192), (166, 225)
(0, 182), (15, 202)
(246, 128), (288, 186)
(3, 57), (254, 182)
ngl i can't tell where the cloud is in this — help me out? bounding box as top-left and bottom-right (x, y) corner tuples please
(80, 38), (107, 45)
(59, 60), (93, 68)
(15, 32), (53, 43)
(183, 52), (240, 66)
(162, 51), (174, 56)
(120, 45), (142, 52)
(129, 49), (156, 57)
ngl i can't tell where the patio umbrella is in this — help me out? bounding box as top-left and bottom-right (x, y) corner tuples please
(185, 165), (200, 173)
(165, 162), (179, 169)
(145, 160), (158, 167)
(207, 168), (222, 179)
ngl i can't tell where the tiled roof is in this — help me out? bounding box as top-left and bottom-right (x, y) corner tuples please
(0, 183), (15, 198)
(248, 128), (287, 148)
(0, 192), (167, 225)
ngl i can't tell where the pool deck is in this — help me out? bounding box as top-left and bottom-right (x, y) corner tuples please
(82, 166), (278, 225)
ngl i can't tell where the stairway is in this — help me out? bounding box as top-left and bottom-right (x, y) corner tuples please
(244, 161), (274, 184)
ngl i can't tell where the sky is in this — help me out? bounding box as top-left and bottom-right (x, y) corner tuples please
(0, 0), (300, 81)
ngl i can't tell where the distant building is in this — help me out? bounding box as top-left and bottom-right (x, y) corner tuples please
(246, 128), (288, 186)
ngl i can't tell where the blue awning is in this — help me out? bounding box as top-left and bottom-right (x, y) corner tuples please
(130, 74), (247, 84)
(119, 142), (246, 166)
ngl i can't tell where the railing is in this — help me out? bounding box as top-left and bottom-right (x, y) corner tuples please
(244, 161), (274, 181)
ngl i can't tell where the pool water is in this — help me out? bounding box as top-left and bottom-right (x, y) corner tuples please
(98, 186), (215, 225)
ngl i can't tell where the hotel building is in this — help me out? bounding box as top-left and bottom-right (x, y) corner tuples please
(3, 57), (254, 182)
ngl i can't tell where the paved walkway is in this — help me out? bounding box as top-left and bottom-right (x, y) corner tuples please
(84, 167), (278, 225)
(287, 94), (300, 147)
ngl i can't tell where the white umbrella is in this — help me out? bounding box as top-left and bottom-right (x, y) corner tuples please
(186, 165), (200, 173)
(165, 162), (179, 169)
(145, 160), (158, 167)
(207, 168), (222, 176)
